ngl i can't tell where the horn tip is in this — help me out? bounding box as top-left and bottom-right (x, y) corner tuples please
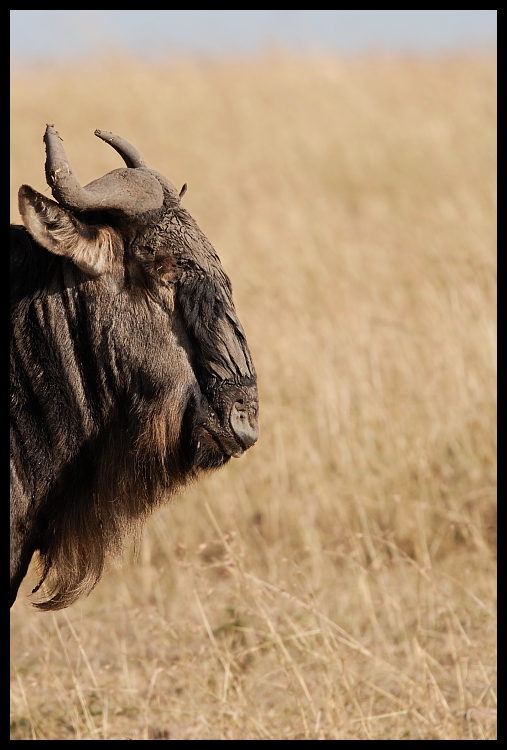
(95, 129), (113, 141)
(43, 124), (62, 145)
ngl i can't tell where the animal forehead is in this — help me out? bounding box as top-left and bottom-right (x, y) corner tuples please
(81, 169), (181, 211)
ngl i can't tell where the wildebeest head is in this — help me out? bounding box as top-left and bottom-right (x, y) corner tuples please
(11, 126), (258, 609)
(19, 125), (259, 463)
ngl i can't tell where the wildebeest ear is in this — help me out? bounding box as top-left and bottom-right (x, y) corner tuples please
(18, 185), (116, 277)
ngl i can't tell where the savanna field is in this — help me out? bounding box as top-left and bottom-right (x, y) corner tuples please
(10, 54), (496, 739)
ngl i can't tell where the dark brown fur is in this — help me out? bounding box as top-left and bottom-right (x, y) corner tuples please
(10, 129), (258, 611)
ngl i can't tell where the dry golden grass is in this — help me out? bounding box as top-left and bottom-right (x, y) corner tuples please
(10, 53), (496, 739)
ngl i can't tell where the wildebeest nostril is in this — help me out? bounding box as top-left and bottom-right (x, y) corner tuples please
(230, 400), (259, 449)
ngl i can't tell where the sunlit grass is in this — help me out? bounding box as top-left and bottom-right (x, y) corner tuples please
(10, 53), (496, 739)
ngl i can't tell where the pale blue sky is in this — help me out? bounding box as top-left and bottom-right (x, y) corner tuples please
(11, 10), (496, 63)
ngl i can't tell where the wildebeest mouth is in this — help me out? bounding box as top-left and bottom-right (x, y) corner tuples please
(205, 429), (246, 459)
(202, 421), (250, 459)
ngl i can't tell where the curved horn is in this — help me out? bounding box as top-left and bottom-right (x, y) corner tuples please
(43, 125), (163, 217)
(94, 129), (146, 168)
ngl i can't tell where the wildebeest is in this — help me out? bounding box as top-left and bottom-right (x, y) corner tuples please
(10, 125), (259, 611)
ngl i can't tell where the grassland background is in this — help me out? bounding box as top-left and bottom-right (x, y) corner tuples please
(10, 53), (496, 740)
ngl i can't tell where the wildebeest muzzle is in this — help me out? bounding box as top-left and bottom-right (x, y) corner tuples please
(202, 383), (259, 458)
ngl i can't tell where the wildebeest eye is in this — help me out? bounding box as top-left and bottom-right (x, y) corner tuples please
(155, 256), (177, 278)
